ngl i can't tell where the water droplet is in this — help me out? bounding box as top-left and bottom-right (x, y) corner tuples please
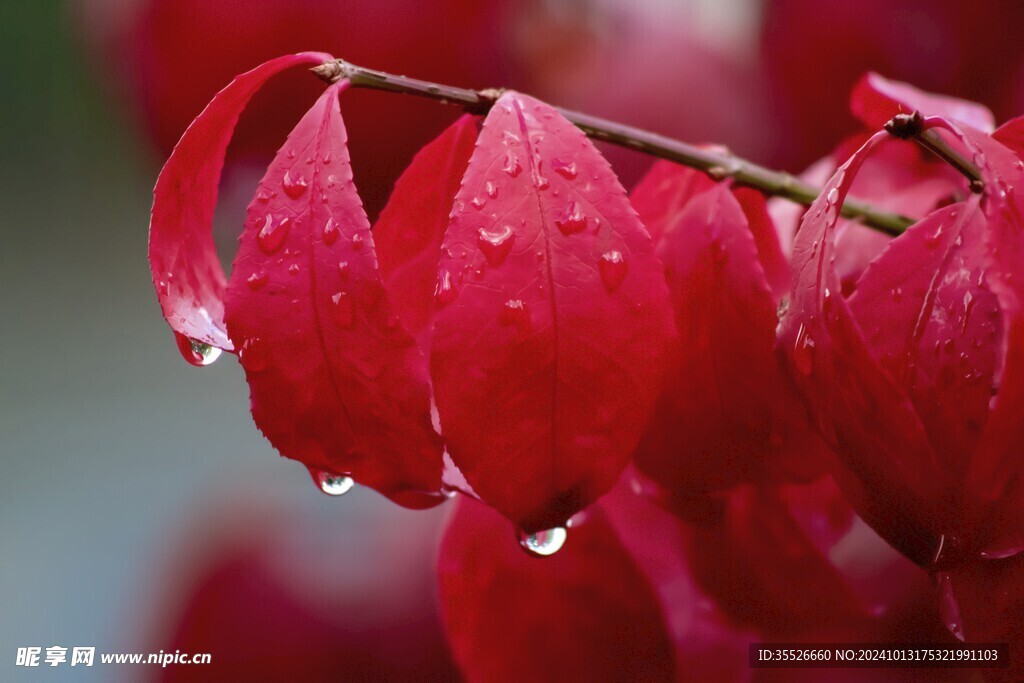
(331, 292), (354, 327)
(351, 233), (365, 251)
(826, 187), (839, 205)
(793, 322), (815, 375)
(282, 171), (308, 198)
(318, 472), (355, 496)
(239, 337), (268, 372)
(518, 526), (567, 557)
(485, 181), (498, 199)
(471, 196), (486, 209)
(555, 201), (587, 235)
(499, 299), (530, 327)
(174, 332), (222, 367)
(247, 271), (268, 290)
(288, 263), (301, 275)
(502, 151), (522, 178)
(551, 158), (577, 179)
(477, 225), (516, 266)
(257, 215), (291, 254)
(435, 268), (458, 306)
(255, 189), (273, 203)
(598, 250), (627, 292)
(338, 261), (351, 281)
(322, 218), (340, 245)
(322, 152), (332, 165)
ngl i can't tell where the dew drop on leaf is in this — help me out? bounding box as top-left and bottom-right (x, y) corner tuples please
(331, 292), (354, 328)
(257, 215), (291, 254)
(502, 151), (522, 178)
(174, 331), (223, 367)
(322, 218), (339, 245)
(598, 250), (627, 292)
(793, 322), (815, 375)
(551, 158), (578, 179)
(282, 171), (308, 198)
(239, 337), (268, 372)
(435, 268), (458, 306)
(485, 181), (498, 199)
(518, 526), (568, 557)
(477, 225), (516, 266)
(317, 471), (355, 496)
(246, 271), (268, 290)
(499, 298), (529, 327)
(555, 201), (587, 235)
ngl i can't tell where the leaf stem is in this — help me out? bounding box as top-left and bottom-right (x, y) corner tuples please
(312, 59), (914, 236)
(885, 112), (984, 192)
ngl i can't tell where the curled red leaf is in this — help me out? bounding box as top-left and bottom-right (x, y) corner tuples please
(777, 131), (951, 566)
(224, 82), (444, 507)
(149, 52), (333, 352)
(430, 92), (676, 532)
(851, 72), (996, 133)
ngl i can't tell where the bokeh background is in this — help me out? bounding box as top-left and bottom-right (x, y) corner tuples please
(3, 0), (1024, 680)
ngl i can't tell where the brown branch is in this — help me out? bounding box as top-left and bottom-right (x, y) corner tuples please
(313, 59), (917, 236)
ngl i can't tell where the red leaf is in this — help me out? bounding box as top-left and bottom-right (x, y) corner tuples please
(430, 93), (676, 532)
(847, 198), (999, 486)
(633, 180), (826, 494)
(149, 52), (333, 353)
(437, 495), (675, 683)
(631, 161), (789, 299)
(374, 114), (481, 345)
(851, 72), (995, 133)
(936, 123), (1024, 552)
(993, 115), (1024, 158)
(223, 82), (444, 507)
(686, 480), (884, 637)
(776, 132), (947, 566)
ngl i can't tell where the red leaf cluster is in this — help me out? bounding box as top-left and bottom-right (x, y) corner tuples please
(149, 56), (1024, 679)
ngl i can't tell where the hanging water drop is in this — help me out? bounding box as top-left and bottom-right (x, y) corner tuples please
(351, 233), (365, 251)
(338, 261), (351, 281)
(485, 181), (498, 199)
(598, 250), (627, 292)
(256, 215), (291, 254)
(518, 526), (568, 557)
(477, 225), (516, 266)
(282, 171), (308, 198)
(174, 332), (222, 367)
(318, 472), (355, 496)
